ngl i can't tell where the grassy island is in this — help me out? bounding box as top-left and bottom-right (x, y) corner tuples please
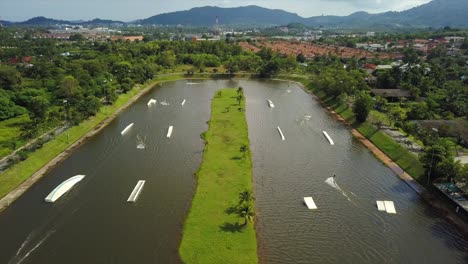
(179, 88), (257, 264)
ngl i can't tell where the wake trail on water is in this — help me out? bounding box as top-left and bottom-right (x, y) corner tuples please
(325, 177), (354, 202)
(11, 229), (56, 264)
(14, 232), (33, 257)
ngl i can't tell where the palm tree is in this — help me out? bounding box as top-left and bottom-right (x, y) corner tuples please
(238, 190), (254, 204)
(237, 86), (244, 95)
(237, 204), (254, 226)
(239, 144), (248, 158)
(236, 94), (244, 105)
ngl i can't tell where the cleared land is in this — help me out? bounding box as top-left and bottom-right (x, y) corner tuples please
(179, 88), (257, 264)
(240, 40), (399, 59)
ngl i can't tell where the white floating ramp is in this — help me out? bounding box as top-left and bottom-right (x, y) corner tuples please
(376, 200), (397, 214)
(127, 180), (145, 202)
(304, 197), (318, 210)
(181, 99), (186, 106)
(166, 126), (174, 138)
(277, 126), (285, 141)
(121, 123), (134, 135)
(147, 99), (157, 106)
(376, 201), (386, 211)
(322, 131), (334, 145)
(267, 99), (275, 108)
(384, 201), (397, 214)
(45, 175), (85, 203)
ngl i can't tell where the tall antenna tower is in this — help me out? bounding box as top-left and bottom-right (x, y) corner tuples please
(215, 16), (220, 36)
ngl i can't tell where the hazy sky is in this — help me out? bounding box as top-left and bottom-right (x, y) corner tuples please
(0, 0), (432, 21)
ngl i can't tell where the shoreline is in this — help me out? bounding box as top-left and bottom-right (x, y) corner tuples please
(286, 78), (468, 238)
(0, 77), (182, 212)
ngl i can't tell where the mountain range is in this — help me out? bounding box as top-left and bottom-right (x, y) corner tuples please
(3, 0), (468, 29)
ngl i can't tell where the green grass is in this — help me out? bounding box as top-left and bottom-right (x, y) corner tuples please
(179, 89), (258, 264)
(0, 75), (185, 199)
(0, 115), (30, 158)
(355, 122), (425, 182)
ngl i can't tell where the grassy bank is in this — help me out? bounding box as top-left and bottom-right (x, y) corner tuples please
(278, 75), (425, 183)
(0, 115), (30, 158)
(0, 75), (184, 199)
(179, 88), (257, 264)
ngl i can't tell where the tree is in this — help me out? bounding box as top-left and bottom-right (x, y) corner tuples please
(455, 164), (468, 183)
(438, 158), (463, 182)
(403, 48), (421, 65)
(257, 47), (273, 61)
(353, 91), (373, 123)
(112, 61), (132, 82)
(158, 50), (176, 68)
(236, 94), (244, 106)
(237, 204), (254, 226)
(26, 95), (49, 125)
(103, 84), (117, 104)
(237, 86), (244, 96)
(420, 144), (450, 182)
(260, 59), (282, 77)
(59, 76), (81, 100)
(120, 77), (134, 93)
(0, 89), (25, 121)
(224, 58), (239, 75)
(69, 33), (84, 42)
(296, 53), (306, 63)
(78, 95), (101, 118)
(239, 144), (248, 158)
(238, 190), (254, 205)
(0, 65), (22, 91)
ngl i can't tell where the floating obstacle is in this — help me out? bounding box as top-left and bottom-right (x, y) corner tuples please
(304, 197), (318, 210)
(45, 175), (85, 203)
(160, 100), (170, 106)
(121, 123), (134, 135)
(267, 99), (275, 108)
(277, 126), (285, 141)
(167, 126), (174, 138)
(187, 82), (200, 85)
(376, 200), (397, 214)
(136, 134), (146, 149)
(147, 99), (157, 106)
(322, 131), (334, 145)
(127, 180), (145, 202)
(181, 99), (186, 106)
(376, 201), (386, 211)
